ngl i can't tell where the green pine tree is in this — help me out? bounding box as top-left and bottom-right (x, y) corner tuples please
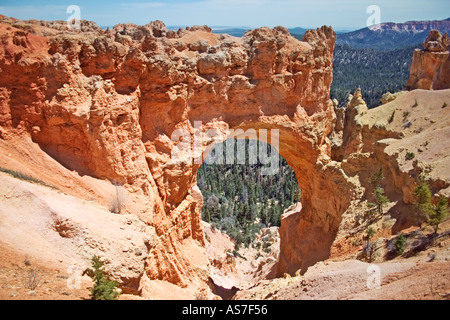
(428, 197), (449, 234)
(374, 186), (389, 215)
(84, 255), (120, 300)
(369, 168), (384, 188)
(413, 180), (433, 227)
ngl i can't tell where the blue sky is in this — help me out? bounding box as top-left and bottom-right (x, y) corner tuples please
(0, 0), (448, 30)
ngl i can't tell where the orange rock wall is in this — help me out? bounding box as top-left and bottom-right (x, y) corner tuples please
(0, 17), (358, 288)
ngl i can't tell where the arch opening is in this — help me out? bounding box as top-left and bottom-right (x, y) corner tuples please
(153, 114), (354, 289)
(198, 138), (301, 247)
(197, 137), (301, 297)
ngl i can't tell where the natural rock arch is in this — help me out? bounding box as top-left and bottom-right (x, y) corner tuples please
(132, 25), (358, 280)
(0, 19), (359, 290)
(190, 119), (357, 276)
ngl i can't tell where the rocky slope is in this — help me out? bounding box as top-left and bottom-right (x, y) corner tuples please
(330, 86), (450, 246)
(0, 15), (449, 300)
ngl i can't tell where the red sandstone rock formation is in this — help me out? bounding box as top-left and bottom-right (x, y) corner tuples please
(0, 16), (360, 292)
(406, 30), (450, 90)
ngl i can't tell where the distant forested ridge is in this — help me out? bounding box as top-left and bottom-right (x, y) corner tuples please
(197, 139), (300, 247)
(331, 43), (420, 108)
(336, 18), (450, 50)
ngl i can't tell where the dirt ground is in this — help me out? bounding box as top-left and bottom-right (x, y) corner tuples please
(233, 220), (450, 300)
(1, 178), (449, 300)
(0, 242), (92, 300)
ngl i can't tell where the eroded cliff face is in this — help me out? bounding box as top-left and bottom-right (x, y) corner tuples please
(406, 30), (450, 91)
(0, 16), (362, 293)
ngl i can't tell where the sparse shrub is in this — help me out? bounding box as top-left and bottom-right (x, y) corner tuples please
(232, 249), (246, 260)
(405, 152), (415, 160)
(0, 167), (56, 189)
(443, 102), (448, 108)
(412, 99), (418, 108)
(258, 238), (272, 254)
(365, 227), (375, 244)
(23, 256), (31, 267)
(403, 121), (412, 129)
(403, 111), (410, 121)
(83, 256), (120, 300)
(363, 227), (376, 262)
(369, 168), (384, 188)
(367, 202), (376, 209)
(393, 233), (406, 255)
(23, 268), (40, 290)
(388, 110), (395, 123)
